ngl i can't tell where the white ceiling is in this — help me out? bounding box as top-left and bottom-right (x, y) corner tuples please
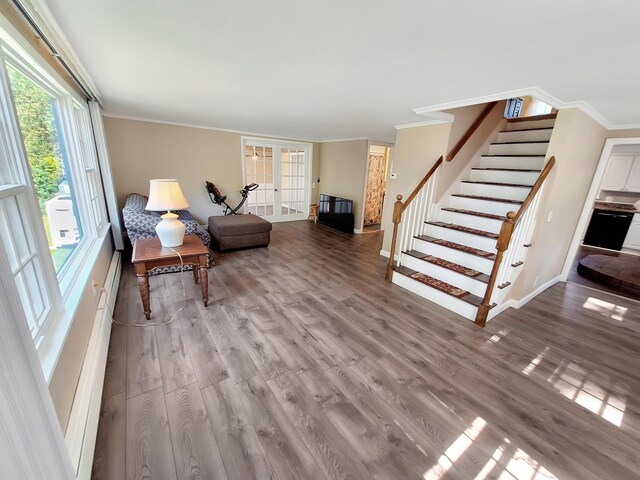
(41, 0), (640, 142)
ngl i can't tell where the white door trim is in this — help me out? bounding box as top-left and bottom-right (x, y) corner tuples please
(561, 137), (640, 280)
(240, 137), (313, 222)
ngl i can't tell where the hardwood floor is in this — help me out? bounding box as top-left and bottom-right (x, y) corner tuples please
(92, 221), (640, 480)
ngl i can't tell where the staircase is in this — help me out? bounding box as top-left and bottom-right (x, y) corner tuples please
(390, 113), (557, 322)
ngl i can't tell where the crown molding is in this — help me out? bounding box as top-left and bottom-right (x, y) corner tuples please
(101, 112), (319, 142)
(409, 86), (640, 131)
(319, 136), (369, 143)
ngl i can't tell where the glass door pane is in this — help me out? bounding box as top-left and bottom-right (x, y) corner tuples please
(243, 140), (309, 222)
(244, 145), (275, 217)
(280, 147), (306, 219)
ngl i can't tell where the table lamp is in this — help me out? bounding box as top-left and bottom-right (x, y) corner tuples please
(146, 179), (190, 247)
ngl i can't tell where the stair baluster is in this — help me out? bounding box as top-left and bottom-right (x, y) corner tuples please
(385, 156), (443, 282)
(475, 156), (556, 326)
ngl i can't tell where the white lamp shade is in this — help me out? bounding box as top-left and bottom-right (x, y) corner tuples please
(146, 179), (190, 211)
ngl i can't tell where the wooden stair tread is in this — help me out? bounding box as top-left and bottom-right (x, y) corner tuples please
(426, 221), (499, 239)
(507, 113), (557, 123)
(472, 167), (542, 172)
(394, 266), (489, 308)
(499, 127), (553, 133)
(490, 140), (550, 145)
(415, 235), (496, 260)
(452, 194), (523, 205)
(441, 207), (506, 221)
(481, 154), (546, 158)
(405, 250), (490, 283)
(462, 180), (534, 188)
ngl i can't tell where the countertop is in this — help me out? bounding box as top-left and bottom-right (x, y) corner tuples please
(594, 201), (640, 214)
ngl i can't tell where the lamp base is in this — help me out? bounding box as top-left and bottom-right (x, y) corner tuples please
(156, 212), (186, 247)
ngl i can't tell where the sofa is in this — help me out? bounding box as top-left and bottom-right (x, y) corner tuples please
(122, 193), (210, 274)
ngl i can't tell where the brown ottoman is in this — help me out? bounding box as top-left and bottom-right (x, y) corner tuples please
(208, 215), (272, 251)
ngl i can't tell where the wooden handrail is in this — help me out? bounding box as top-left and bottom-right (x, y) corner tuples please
(446, 101), (498, 162)
(512, 156), (556, 225)
(401, 156), (444, 211)
(385, 156), (443, 282)
(475, 156), (556, 326)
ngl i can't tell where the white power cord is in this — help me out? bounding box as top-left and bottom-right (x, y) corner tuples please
(100, 246), (188, 327)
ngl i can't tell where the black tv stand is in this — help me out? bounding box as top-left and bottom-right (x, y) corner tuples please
(318, 212), (355, 233)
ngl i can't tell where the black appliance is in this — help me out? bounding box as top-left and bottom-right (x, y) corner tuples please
(318, 194), (355, 233)
(583, 208), (634, 251)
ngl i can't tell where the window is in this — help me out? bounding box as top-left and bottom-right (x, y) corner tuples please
(7, 63), (83, 272)
(0, 29), (109, 345)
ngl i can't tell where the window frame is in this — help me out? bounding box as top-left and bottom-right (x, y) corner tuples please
(0, 22), (111, 372)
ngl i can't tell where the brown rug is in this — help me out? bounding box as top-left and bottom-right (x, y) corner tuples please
(432, 239), (495, 258)
(577, 255), (640, 298)
(408, 272), (468, 298)
(421, 255), (481, 277)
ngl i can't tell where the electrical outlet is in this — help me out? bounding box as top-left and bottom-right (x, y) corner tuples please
(390, 172), (397, 180)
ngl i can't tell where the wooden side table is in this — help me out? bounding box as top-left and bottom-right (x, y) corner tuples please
(131, 235), (210, 319)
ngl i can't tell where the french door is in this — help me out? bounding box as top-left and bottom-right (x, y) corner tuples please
(242, 138), (312, 222)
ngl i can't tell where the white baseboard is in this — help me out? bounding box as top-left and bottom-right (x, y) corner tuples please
(379, 249), (399, 261)
(65, 251), (121, 479)
(488, 299), (518, 320)
(353, 228), (363, 234)
(515, 275), (562, 308)
(488, 276), (562, 321)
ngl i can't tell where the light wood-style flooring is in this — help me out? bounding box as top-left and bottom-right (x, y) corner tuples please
(92, 221), (640, 480)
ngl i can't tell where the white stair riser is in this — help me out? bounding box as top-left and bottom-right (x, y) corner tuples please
(506, 119), (556, 130)
(392, 273), (476, 320)
(498, 129), (553, 143)
(400, 254), (487, 297)
(423, 223), (497, 252)
(469, 169), (539, 185)
(460, 182), (531, 201)
(439, 210), (503, 235)
(477, 156), (546, 170)
(449, 196), (520, 217)
(412, 237), (494, 275)
(488, 142), (549, 155)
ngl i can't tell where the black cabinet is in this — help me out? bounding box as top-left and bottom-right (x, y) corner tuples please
(583, 209), (634, 251)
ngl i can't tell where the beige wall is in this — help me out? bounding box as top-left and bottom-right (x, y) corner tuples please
(49, 234), (114, 430)
(380, 123), (452, 253)
(318, 139), (369, 231)
(510, 108), (608, 299)
(437, 101), (507, 200)
(104, 116), (320, 224)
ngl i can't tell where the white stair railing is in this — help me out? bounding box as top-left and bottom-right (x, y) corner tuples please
(396, 169), (439, 267)
(493, 186), (545, 303)
(385, 156), (443, 281)
(475, 156), (556, 326)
